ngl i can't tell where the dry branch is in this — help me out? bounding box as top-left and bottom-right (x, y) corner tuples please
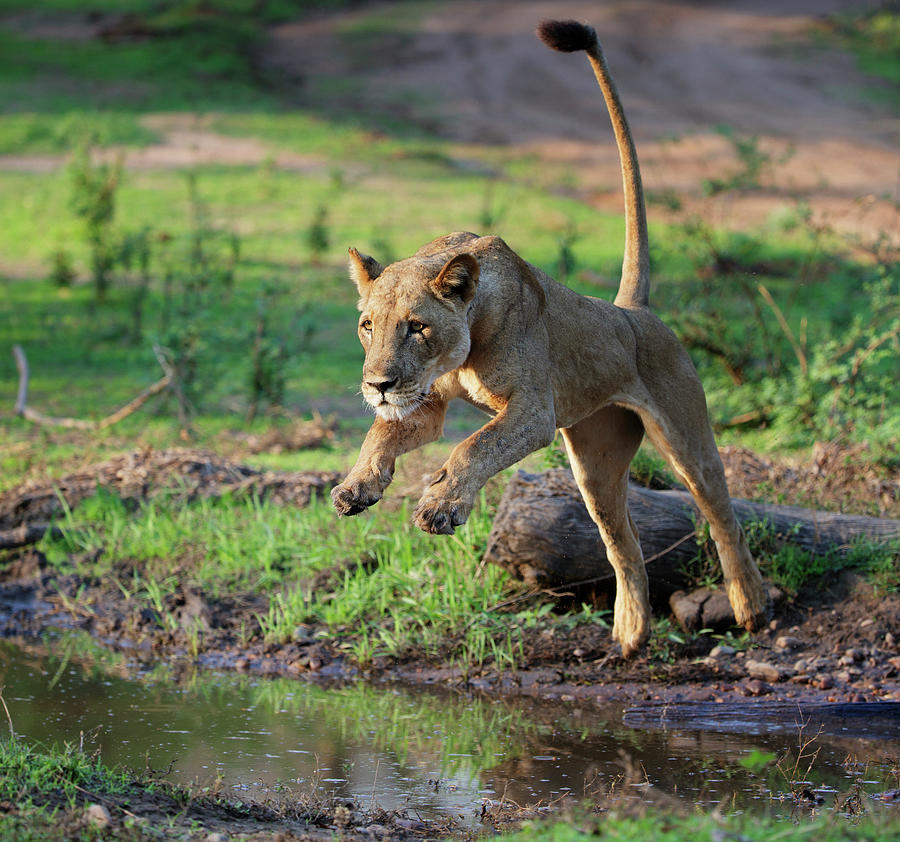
(12, 344), (171, 430)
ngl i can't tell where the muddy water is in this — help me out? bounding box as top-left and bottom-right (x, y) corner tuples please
(2, 635), (898, 822)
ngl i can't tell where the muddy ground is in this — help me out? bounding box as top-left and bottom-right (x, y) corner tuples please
(1, 444), (898, 711)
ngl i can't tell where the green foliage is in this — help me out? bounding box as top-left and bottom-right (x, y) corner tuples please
(0, 737), (129, 808)
(702, 126), (788, 195)
(0, 112), (156, 156)
(306, 204), (331, 263)
(824, 3), (900, 87)
(506, 811), (900, 842)
(657, 187), (899, 457)
(49, 247), (76, 288)
(67, 145), (123, 300)
(743, 518), (899, 595)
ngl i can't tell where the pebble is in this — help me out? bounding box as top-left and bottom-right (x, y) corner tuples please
(709, 645), (735, 658)
(885, 632), (896, 647)
(845, 648), (865, 662)
(292, 625), (313, 641)
(745, 660), (781, 682)
(813, 673), (834, 690)
(775, 635), (803, 651)
(742, 678), (771, 696)
(86, 804), (111, 828)
(206, 834), (228, 842)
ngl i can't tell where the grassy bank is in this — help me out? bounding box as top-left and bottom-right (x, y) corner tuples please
(2, 733), (899, 841)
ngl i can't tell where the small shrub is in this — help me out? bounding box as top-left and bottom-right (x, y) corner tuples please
(67, 144), (122, 301)
(49, 248), (76, 288)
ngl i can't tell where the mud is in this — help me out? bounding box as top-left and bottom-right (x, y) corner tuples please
(2, 534), (899, 710)
(1, 440), (898, 708)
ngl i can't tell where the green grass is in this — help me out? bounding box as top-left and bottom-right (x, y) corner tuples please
(36, 483), (559, 669)
(507, 812), (900, 842)
(0, 735), (130, 808)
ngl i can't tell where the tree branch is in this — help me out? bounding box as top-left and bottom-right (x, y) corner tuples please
(12, 344), (171, 431)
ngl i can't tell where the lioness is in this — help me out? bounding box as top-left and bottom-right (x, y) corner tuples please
(332, 19), (770, 655)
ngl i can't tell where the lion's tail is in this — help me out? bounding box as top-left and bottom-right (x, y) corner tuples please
(537, 19), (650, 309)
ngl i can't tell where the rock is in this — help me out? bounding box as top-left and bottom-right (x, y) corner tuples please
(845, 648), (865, 662)
(670, 588), (736, 632)
(885, 632), (896, 647)
(746, 660), (781, 682)
(86, 804), (111, 828)
(741, 678), (772, 696)
(775, 635), (803, 651)
(813, 673), (834, 690)
(206, 834), (228, 842)
(670, 585), (781, 633)
(709, 644), (736, 658)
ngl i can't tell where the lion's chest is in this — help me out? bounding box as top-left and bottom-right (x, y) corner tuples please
(455, 368), (506, 414)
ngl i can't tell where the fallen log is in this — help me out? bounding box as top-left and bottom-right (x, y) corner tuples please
(483, 469), (900, 597)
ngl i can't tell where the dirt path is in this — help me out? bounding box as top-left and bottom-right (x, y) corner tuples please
(271, 0), (899, 241)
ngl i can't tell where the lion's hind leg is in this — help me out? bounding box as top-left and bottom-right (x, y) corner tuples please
(638, 391), (771, 632)
(561, 405), (649, 657)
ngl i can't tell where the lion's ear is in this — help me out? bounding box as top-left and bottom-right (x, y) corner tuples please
(348, 248), (384, 296)
(432, 253), (479, 303)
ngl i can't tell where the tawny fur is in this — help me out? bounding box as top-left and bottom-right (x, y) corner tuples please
(332, 20), (770, 656)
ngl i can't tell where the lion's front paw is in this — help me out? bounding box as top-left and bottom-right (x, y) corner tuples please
(331, 479), (382, 517)
(413, 491), (471, 536)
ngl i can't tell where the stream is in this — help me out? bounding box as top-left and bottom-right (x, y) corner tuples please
(2, 635), (898, 823)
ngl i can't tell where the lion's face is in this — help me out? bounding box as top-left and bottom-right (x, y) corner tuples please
(348, 249), (479, 420)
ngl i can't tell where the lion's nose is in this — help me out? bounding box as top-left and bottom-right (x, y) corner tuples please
(366, 377), (398, 394)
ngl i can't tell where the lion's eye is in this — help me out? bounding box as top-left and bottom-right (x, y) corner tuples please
(408, 321), (426, 334)
(361, 318), (373, 332)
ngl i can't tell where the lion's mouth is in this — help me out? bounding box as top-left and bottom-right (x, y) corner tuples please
(365, 389), (426, 421)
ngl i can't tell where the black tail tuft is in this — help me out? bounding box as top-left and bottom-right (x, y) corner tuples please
(537, 19), (596, 53)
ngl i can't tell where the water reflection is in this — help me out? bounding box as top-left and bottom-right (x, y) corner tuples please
(1, 635), (897, 822)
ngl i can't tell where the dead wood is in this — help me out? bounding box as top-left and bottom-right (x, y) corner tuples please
(0, 523), (65, 551)
(483, 469), (900, 596)
(13, 345), (171, 431)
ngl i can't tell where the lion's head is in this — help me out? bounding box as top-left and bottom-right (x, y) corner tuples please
(347, 245), (479, 420)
